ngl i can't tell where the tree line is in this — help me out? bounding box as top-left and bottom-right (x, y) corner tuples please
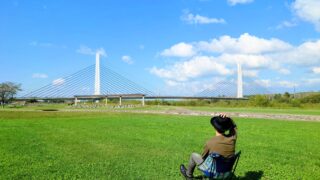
(147, 92), (320, 108)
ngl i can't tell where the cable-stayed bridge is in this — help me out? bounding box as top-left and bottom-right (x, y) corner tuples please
(23, 53), (153, 98)
(23, 65), (153, 98)
(22, 52), (270, 105)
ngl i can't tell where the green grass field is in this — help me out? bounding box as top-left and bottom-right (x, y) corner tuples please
(0, 110), (319, 179)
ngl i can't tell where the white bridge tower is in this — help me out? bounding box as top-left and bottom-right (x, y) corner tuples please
(94, 52), (101, 95)
(237, 62), (243, 98)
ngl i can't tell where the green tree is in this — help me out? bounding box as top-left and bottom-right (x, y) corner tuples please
(0, 82), (22, 107)
(284, 92), (291, 98)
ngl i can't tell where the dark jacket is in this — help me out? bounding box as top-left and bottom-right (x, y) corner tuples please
(202, 129), (237, 159)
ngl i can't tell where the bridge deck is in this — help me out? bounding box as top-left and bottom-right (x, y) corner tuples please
(18, 95), (248, 100)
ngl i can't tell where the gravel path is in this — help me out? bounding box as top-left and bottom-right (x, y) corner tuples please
(3, 107), (320, 122)
(113, 108), (320, 122)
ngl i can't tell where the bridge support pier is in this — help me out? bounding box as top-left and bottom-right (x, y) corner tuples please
(119, 96), (122, 106)
(142, 96), (145, 106)
(105, 97), (108, 106)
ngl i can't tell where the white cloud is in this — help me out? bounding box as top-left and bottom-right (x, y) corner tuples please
(271, 40), (320, 66)
(160, 33), (293, 68)
(153, 33), (320, 93)
(121, 55), (134, 64)
(52, 78), (65, 86)
(150, 56), (232, 81)
(76, 45), (107, 57)
(276, 20), (297, 29)
(312, 67), (320, 74)
(218, 53), (276, 69)
(181, 13), (226, 24)
(197, 33), (292, 54)
(160, 42), (196, 57)
(292, 0), (320, 31)
(228, 0), (254, 6)
(160, 33), (320, 68)
(32, 73), (48, 79)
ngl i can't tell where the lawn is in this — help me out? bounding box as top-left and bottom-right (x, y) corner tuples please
(0, 110), (319, 179)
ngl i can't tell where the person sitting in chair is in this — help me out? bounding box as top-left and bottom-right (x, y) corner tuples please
(180, 113), (237, 179)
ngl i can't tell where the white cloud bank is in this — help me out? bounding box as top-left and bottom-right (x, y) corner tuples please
(292, 0), (320, 31)
(160, 33), (293, 59)
(151, 33), (320, 93)
(181, 13), (226, 25)
(197, 33), (292, 54)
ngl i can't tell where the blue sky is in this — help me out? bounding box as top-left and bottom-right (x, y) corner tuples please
(1, 0), (320, 96)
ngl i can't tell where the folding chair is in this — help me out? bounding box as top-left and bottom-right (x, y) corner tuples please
(198, 151), (241, 180)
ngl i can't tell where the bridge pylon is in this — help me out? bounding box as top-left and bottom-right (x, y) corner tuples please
(94, 52), (101, 95)
(237, 62), (243, 98)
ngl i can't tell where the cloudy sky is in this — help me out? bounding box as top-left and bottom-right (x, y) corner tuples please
(1, 0), (320, 96)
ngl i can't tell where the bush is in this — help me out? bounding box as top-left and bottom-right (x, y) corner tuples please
(290, 99), (301, 107)
(301, 94), (320, 103)
(249, 95), (270, 107)
(144, 92), (320, 108)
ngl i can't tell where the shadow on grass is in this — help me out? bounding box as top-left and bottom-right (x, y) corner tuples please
(237, 170), (263, 180)
(193, 170), (263, 180)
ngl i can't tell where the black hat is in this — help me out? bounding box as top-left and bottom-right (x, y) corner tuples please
(210, 116), (235, 133)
